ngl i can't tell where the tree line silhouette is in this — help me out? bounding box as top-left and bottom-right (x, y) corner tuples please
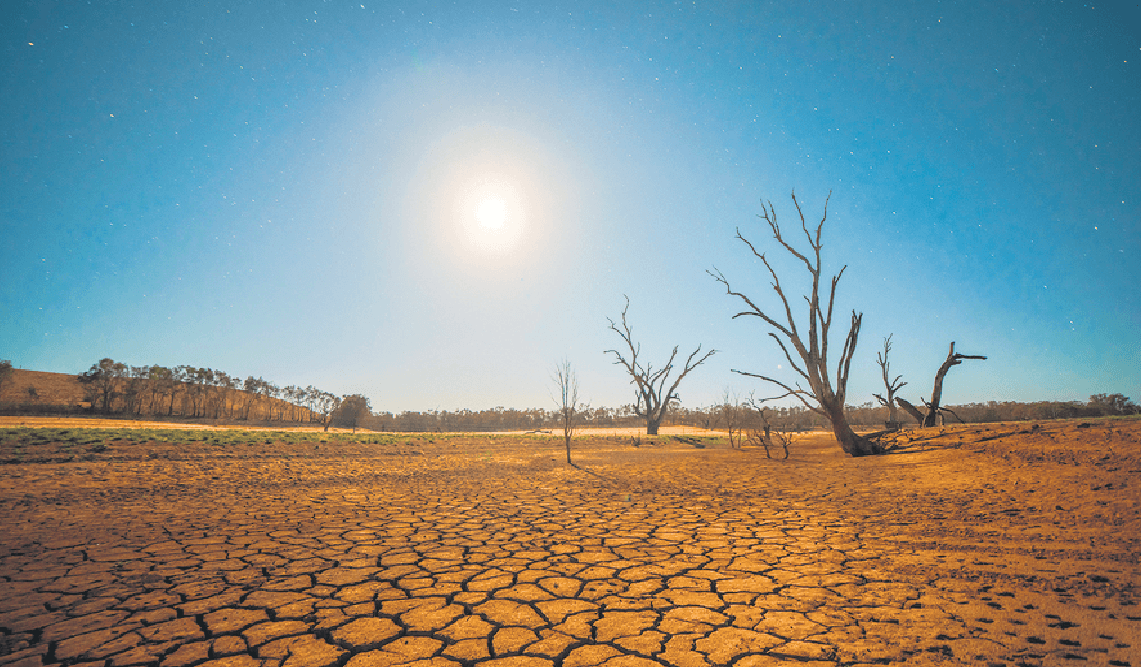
(0, 359), (1133, 433)
(296, 394), (1141, 432)
(0, 358), (348, 427)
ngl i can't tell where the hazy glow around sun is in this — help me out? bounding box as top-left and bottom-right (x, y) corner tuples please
(406, 122), (563, 266)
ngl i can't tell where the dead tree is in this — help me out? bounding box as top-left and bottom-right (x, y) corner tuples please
(773, 430), (794, 459)
(872, 334), (907, 430)
(720, 389), (746, 449)
(550, 360), (580, 464)
(923, 342), (986, 427)
(710, 190), (882, 456)
(745, 407), (792, 459)
(745, 426), (773, 458)
(606, 296), (716, 435)
(746, 405), (775, 458)
(756, 405), (773, 447)
(895, 397), (926, 426)
(898, 342), (986, 427)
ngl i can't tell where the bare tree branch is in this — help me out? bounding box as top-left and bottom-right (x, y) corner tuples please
(606, 296), (716, 435)
(731, 370), (822, 414)
(874, 334), (907, 428)
(712, 191), (881, 456)
(550, 360), (580, 464)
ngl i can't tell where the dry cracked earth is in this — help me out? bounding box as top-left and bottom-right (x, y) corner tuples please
(1, 419), (1140, 667)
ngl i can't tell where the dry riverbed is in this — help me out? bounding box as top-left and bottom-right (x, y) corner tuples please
(1, 418), (1139, 666)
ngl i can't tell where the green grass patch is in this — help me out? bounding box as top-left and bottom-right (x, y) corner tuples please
(0, 426), (436, 455)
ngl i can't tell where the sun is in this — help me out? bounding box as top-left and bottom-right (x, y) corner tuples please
(476, 197), (506, 230)
(456, 176), (526, 255)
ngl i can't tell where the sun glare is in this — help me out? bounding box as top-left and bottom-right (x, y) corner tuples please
(456, 175), (527, 255)
(476, 197), (506, 230)
(411, 124), (554, 263)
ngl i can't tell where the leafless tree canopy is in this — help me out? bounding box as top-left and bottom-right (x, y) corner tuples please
(710, 190), (882, 456)
(745, 404), (775, 458)
(720, 389), (746, 449)
(740, 403), (795, 459)
(772, 429), (795, 459)
(606, 296), (715, 435)
(872, 334), (907, 429)
(551, 360), (580, 463)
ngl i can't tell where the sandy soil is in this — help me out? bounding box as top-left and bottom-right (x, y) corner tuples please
(0, 418), (1138, 666)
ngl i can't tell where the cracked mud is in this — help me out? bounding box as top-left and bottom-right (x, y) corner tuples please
(1, 419), (1139, 666)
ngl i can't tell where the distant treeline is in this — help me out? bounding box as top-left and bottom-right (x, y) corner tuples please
(368, 405), (647, 432)
(670, 394), (1139, 433)
(0, 359), (1135, 431)
(0, 359), (337, 426)
(359, 394), (1139, 433)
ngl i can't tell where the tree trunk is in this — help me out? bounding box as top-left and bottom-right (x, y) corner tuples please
(923, 365), (949, 428)
(646, 417), (662, 435)
(828, 407), (882, 457)
(896, 397), (925, 425)
(923, 342), (986, 428)
(564, 435), (571, 464)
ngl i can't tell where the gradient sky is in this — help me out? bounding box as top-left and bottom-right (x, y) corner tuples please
(3, 1), (1138, 414)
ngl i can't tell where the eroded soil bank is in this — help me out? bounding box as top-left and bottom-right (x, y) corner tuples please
(1, 418), (1139, 666)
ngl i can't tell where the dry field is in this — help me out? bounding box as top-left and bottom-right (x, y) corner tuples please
(0, 418), (1138, 667)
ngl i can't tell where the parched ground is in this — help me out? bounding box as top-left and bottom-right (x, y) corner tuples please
(0, 418), (1139, 667)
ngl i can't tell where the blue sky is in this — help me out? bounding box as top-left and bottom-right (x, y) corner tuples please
(3, 1), (1138, 413)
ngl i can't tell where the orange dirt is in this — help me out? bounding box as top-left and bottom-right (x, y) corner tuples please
(0, 418), (1138, 666)
(0, 370), (90, 407)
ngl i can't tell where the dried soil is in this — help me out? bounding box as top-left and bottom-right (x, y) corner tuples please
(1, 418), (1138, 667)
